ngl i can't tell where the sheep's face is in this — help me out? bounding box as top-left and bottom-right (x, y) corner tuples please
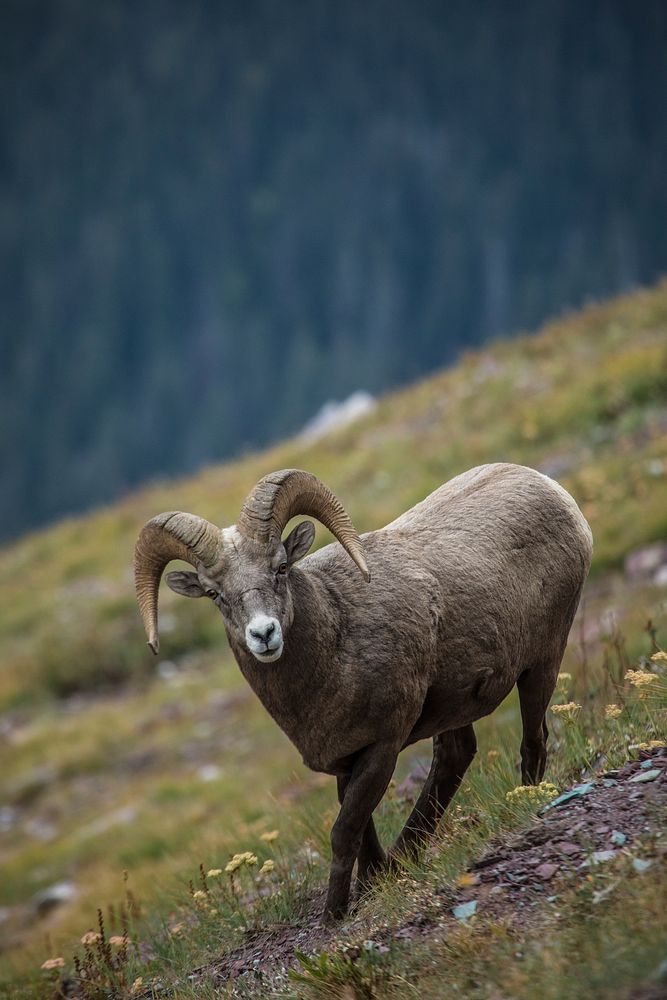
(165, 521), (315, 664)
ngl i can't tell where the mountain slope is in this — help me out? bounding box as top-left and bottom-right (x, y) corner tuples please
(0, 281), (666, 993)
(1, 279), (666, 707)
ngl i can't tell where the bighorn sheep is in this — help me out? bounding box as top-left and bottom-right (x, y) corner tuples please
(134, 463), (592, 919)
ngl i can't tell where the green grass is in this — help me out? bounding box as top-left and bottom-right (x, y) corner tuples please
(1, 281), (667, 996)
(25, 647), (665, 1000)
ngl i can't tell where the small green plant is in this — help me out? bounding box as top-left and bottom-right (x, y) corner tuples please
(290, 945), (391, 999)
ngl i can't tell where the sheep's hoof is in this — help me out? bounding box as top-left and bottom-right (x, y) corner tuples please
(322, 904), (347, 925)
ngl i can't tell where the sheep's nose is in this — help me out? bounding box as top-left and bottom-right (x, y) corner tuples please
(249, 621), (275, 643)
(245, 615), (283, 661)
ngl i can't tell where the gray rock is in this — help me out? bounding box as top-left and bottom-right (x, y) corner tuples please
(33, 881), (78, 917)
(299, 391), (376, 442)
(24, 817), (57, 841)
(624, 542), (667, 582)
(0, 806), (17, 832)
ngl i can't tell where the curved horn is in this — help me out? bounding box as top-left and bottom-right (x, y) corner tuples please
(134, 512), (222, 655)
(237, 469), (370, 582)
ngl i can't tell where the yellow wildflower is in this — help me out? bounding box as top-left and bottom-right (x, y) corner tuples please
(207, 868), (222, 878)
(225, 851), (258, 873)
(109, 936), (125, 946)
(456, 872), (478, 888)
(626, 670), (657, 687)
(487, 749), (500, 760)
(555, 672), (572, 688)
(169, 923), (184, 936)
(605, 704), (622, 719)
(192, 889), (206, 900)
(631, 740), (666, 751)
(260, 830), (279, 842)
(505, 781), (558, 804)
(650, 651), (667, 663)
(551, 701), (581, 715)
(80, 932), (101, 946)
(130, 977), (143, 995)
(259, 859), (275, 875)
(41, 958), (65, 970)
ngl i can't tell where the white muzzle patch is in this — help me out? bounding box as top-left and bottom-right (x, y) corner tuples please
(245, 614), (284, 662)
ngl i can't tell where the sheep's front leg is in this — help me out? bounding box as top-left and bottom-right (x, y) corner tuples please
(326, 742), (397, 922)
(337, 774), (387, 895)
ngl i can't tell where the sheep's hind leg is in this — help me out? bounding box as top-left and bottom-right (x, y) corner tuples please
(337, 775), (387, 895)
(517, 664), (556, 784)
(389, 724), (477, 863)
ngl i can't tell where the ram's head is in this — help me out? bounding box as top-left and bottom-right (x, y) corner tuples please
(134, 470), (369, 662)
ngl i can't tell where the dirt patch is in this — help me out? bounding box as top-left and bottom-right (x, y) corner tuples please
(191, 889), (331, 992)
(463, 747), (666, 928)
(193, 749), (666, 992)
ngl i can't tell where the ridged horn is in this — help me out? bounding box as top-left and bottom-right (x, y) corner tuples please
(237, 469), (370, 582)
(134, 511), (223, 655)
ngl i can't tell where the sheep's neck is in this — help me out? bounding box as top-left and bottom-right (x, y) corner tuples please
(233, 567), (343, 754)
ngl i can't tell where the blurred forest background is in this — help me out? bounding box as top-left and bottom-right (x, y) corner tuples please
(2, 0), (667, 541)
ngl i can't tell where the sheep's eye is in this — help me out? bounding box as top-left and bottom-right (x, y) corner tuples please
(276, 563), (288, 575)
(206, 589), (218, 599)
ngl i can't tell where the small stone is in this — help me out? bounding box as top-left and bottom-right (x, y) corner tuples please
(610, 831), (627, 846)
(0, 807), (17, 832)
(629, 769), (661, 784)
(632, 858), (652, 873)
(452, 900), (478, 922)
(624, 542), (667, 581)
(33, 882), (78, 916)
(535, 863), (558, 879)
(24, 818), (57, 842)
(555, 841), (580, 856)
(157, 660), (178, 681)
(197, 764), (221, 782)
(595, 826), (610, 835)
(590, 850), (616, 865)
(539, 783), (594, 813)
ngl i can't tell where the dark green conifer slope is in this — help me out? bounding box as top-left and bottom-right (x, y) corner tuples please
(2, 0), (667, 539)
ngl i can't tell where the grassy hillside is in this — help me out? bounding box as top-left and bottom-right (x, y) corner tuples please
(1, 282), (666, 997)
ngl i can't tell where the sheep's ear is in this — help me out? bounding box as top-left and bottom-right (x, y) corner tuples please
(165, 571), (206, 598)
(283, 521), (316, 566)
